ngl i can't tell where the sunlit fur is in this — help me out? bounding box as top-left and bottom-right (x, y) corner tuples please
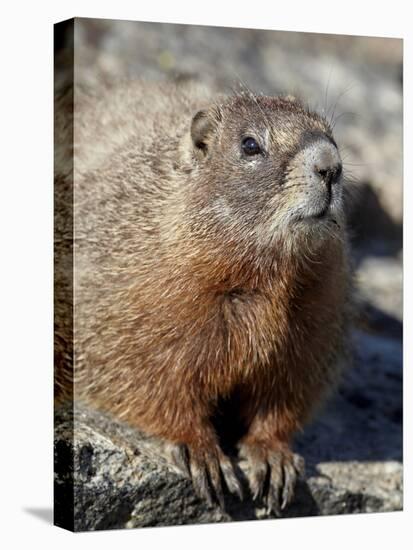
(55, 80), (353, 506)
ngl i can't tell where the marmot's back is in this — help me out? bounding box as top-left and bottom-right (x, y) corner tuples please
(74, 80), (213, 177)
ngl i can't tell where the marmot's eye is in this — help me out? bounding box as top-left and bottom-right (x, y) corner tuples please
(241, 137), (262, 156)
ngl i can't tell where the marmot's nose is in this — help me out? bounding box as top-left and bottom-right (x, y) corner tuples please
(312, 144), (342, 189)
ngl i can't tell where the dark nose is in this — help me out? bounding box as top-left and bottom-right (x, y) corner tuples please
(313, 147), (342, 189)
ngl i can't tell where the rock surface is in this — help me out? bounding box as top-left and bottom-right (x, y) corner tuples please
(54, 19), (403, 530)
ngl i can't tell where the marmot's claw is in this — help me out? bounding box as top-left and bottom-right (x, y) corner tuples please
(240, 442), (305, 516)
(190, 454), (218, 507)
(249, 460), (268, 501)
(170, 443), (190, 476)
(219, 455), (243, 500)
(293, 453), (306, 478)
(170, 442), (242, 510)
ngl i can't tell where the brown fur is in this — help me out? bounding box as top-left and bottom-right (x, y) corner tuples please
(55, 80), (352, 512)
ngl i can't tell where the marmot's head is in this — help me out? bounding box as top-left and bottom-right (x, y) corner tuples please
(183, 92), (346, 262)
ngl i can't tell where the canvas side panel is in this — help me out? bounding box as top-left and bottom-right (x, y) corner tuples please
(53, 18), (75, 533)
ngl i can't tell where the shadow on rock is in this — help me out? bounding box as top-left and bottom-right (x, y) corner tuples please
(346, 180), (402, 260)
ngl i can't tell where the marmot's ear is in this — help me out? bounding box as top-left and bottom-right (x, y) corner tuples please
(190, 107), (221, 158)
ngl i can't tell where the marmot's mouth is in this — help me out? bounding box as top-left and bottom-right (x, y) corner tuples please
(298, 207), (339, 227)
(304, 201), (331, 220)
(294, 193), (342, 224)
(309, 211), (340, 228)
(313, 188), (332, 218)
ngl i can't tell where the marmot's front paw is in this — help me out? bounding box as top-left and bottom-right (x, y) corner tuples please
(239, 442), (305, 516)
(169, 442), (243, 509)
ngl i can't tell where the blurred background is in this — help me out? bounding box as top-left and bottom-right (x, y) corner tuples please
(56, 18), (402, 523)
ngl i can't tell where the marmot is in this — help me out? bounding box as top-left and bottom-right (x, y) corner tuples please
(55, 80), (352, 514)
